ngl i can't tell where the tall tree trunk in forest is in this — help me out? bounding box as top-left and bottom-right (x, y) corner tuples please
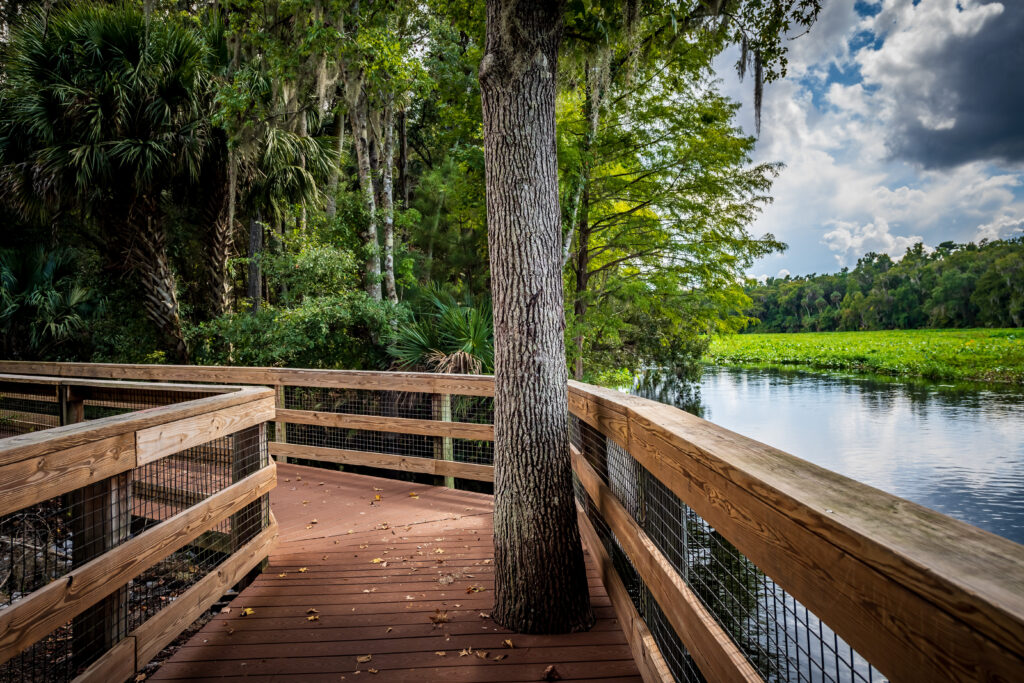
(570, 60), (602, 380)
(248, 214), (263, 312)
(398, 109), (409, 207)
(130, 215), (189, 363)
(208, 149), (235, 318)
(480, 0), (593, 634)
(326, 107), (346, 220)
(350, 96), (383, 301)
(382, 102), (398, 304)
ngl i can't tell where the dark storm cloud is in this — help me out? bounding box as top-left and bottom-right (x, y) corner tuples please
(887, 0), (1024, 169)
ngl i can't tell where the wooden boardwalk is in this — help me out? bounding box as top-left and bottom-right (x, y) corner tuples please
(149, 463), (642, 682)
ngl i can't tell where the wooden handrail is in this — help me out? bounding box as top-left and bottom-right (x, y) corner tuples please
(0, 361), (496, 396)
(567, 380), (1024, 682)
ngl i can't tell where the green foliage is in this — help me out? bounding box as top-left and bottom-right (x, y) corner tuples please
(388, 286), (493, 374)
(743, 239), (1024, 333)
(0, 247), (102, 359)
(707, 328), (1024, 384)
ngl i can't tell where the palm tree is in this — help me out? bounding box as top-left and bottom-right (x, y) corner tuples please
(388, 286), (494, 374)
(0, 4), (213, 361)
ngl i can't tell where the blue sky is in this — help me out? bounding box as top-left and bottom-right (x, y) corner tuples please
(713, 0), (1024, 278)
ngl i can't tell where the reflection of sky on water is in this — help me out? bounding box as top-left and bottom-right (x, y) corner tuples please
(639, 367), (1024, 545)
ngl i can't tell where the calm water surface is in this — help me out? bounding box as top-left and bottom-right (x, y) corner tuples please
(640, 366), (1024, 545)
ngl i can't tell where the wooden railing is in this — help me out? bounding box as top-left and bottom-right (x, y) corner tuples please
(1, 361), (1022, 683)
(0, 373), (278, 682)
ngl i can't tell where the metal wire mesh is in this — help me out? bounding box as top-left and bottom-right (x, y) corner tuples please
(0, 385), (59, 438)
(571, 414), (879, 683)
(281, 386), (495, 481)
(0, 384), (270, 683)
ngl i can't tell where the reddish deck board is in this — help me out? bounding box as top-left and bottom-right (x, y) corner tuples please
(149, 462), (642, 682)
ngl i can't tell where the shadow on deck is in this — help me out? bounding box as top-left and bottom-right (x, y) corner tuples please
(149, 463), (641, 682)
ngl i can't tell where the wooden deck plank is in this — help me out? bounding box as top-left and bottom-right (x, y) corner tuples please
(149, 463), (641, 682)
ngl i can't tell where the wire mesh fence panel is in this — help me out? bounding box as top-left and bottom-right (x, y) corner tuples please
(570, 414), (879, 683)
(0, 388), (59, 439)
(0, 399), (270, 683)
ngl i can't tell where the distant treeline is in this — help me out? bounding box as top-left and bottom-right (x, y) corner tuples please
(743, 238), (1024, 332)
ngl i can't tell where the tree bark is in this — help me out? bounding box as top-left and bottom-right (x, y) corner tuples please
(480, 0), (593, 634)
(208, 148), (235, 318)
(248, 214), (263, 312)
(382, 102), (398, 304)
(326, 107), (346, 220)
(131, 215), (189, 363)
(398, 108), (409, 207)
(350, 94), (383, 301)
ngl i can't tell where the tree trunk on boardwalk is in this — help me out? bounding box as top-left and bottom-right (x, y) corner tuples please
(247, 214), (263, 312)
(480, 0), (594, 634)
(382, 102), (398, 304)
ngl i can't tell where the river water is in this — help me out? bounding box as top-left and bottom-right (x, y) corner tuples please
(639, 365), (1024, 545)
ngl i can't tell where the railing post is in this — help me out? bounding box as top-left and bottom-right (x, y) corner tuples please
(433, 393), (455, 488)
(274, 384), (287, 464)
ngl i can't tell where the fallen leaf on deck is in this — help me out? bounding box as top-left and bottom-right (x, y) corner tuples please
(299, 567), (308, 573)
(278, 573), (287, 578)
(479, 612), (490, 619)
(307, 615), (320, 621)
(240, 608), (254, 617)
(373, 487), (384, 491)
(310, 519), (318, 524)
(459, 649), (471, 657)
(302, 500), (309, 505)
(435, 651), (446, 656)
(374, 494), (381, 502)
(482, 559), (492, 565)
(222, 607), (231, 613)
(306, 525), (313, 529)
(368, 669), (378, 674)
(503, 639), (514, 648)
(356, 655), (372, 664)
(466, 585), (485, 594)
(297, 476), (302, 481)
(475, 650), (488, 660)
(542, 665), (563, 681)
(408, 492), (419, 498)
(385, 627), (392, 633)
(434, 548), (444, 554)
(494, 654), (507, 661)
(322, 555), (329, 560)
(225, 626), (234, 635)
(405, 595), (415, 600)
(371, 558), (384, 564)
(318, 482), (325, 486)
(307, 608), (319, 614)
(429, 609), (449, 625)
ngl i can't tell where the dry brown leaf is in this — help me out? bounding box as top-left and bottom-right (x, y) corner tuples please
(459, 649), (471, 657)
(368, 669), (378, 674)
(429, 609), (449, 625)
(356, 655), (372, 664)
(479, 612), (491, 619)
(542, 665), (563, 681)
(373, 494), (381, 502)
(466, 585), (485, 594)
(221, 607), (231, 614)
(307, 608), (319, 614)
(373, 487), (384, 491)
(475, 650), (488, 660)
(307, 615), (320, 622)
(306, 525), (313, 530)
(502, 639), (514, 649)
(408, 492), (419, 498)
(302, 500), (309, 505)
(278, 573), (287, 578)
(435, 651), (446, 656)
(371, 558), (384, 564)
(494, 654), (507, 661)
(299, 567), (309, 573)
(225, 626), (234, 635)
(240, 607), (254, 617)
(385, 627), (393, 633)
(310, 519), (319, 524)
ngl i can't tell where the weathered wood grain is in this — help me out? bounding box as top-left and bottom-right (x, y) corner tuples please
(136, 396), (275, 465)
(269, 441), (494, 482)
(276, 408), (494, 441)
(0, 434), (136, 516)
(0, 464), (276, 666)
(0, 362), (495, 397)
(0, 386), (273, 465)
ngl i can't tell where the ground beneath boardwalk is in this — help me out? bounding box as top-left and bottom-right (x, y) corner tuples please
(148, 463), (641, 682)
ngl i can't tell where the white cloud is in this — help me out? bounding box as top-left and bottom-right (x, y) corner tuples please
(713, 0), (1024, 277)
(776, 269), (791, 279)
(821, 218), (924, 267)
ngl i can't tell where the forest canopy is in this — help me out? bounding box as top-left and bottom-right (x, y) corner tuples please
(0, 0), (816, 381)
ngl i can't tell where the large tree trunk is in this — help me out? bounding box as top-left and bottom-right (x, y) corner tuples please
(131, 215), (189, 363)
(381, 102), (398, 304)
(480, 0), (593, 634)
(350, 95), (383, 301)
